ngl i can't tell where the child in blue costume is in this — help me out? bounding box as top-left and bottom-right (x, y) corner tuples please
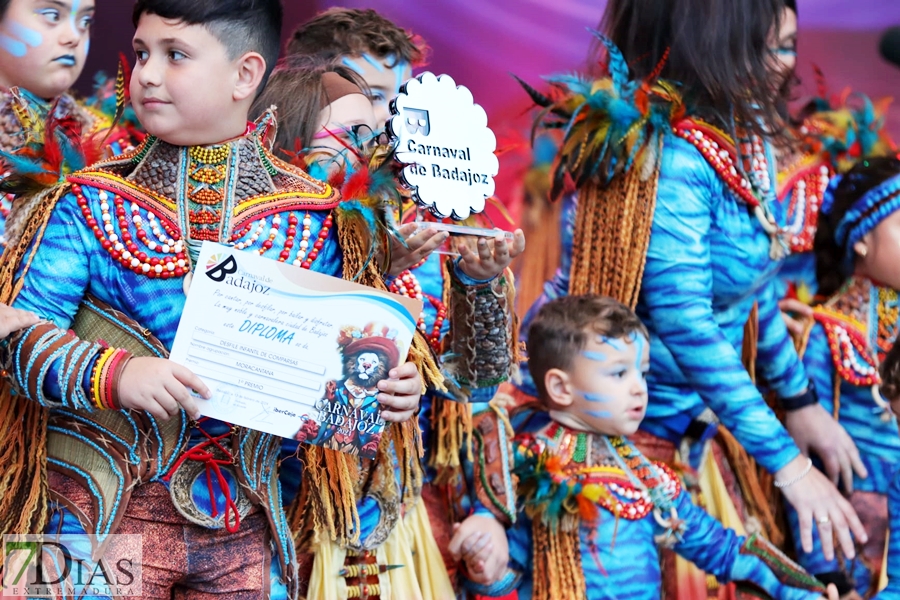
(0, 0), (427, 598)
(251, 53), (525, 598)
(286, 13), (525, 595)
(771, 0), (895, 341)
(513, 1), (866, 584)
(0, 0), (142, 247)
(872, 342), (900, 600)
(784, 157), (900, 597)
(465, 294), (838, 600)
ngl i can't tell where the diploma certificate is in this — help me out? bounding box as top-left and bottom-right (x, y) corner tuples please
(169, 242), (422, 459)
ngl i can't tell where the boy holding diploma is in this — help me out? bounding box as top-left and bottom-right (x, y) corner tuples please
(0, 0), (427, 597)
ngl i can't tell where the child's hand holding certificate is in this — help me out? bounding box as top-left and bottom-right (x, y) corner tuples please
(168, 242), (422, 460)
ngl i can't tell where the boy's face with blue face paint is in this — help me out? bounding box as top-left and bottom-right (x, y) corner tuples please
(545, 332), (650, 437)
(340, 53), (411, 130)
(0, 0), (93, 99)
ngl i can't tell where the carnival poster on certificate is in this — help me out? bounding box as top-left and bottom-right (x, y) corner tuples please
(169, 242), (422, 460)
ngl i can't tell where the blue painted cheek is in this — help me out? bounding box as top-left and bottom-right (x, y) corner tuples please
(586, 410), (612, 418)
(9, 21), (42, 48)
(0, 34), (27, 57)
(577, 391), (612, 403)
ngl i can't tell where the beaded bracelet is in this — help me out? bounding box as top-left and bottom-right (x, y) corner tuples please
(774, 457), (814, 489)
(90, 348), (116, 410)
(89, 348), (131, 410)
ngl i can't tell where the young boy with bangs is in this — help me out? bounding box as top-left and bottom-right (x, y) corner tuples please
(465, 294), (839, 600)
(0, 1), (424, 598)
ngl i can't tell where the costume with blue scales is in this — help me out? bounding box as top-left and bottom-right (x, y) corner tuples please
(0, 112), (411, 597)
(464, 413), (827, 600)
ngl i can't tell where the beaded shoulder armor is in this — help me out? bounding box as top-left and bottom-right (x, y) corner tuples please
(776, 151), (832, 253)
(672, 118), (764, 209)
(67, 132), (339, 278)
(813, 278), (881, 387)
(515, 424), (684, 541)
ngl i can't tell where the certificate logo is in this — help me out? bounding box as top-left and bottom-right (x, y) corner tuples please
(205, 254), (238, 283)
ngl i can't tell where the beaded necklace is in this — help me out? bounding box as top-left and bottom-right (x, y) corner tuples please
(389, 258), (447, 353)
(78, 140), (333, 279)
(537, 423), (686, 543)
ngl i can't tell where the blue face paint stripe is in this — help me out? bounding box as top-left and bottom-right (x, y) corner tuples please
(9, 21), (42, 47)
(586, 411), (612, 418)
(581, 350), (608, 362)
(341, 57), (365, 75)
(69, 0), (81, 35)
(0, 34), (26, 57)
(577, 391), (612, 403)
(361, 53), (385, 72)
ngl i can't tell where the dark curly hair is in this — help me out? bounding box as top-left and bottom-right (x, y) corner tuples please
(814, 156), (900, 297)
(286, 8), (428, 67)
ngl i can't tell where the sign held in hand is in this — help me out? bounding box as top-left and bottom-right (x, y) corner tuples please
(388, 72), (499, 221)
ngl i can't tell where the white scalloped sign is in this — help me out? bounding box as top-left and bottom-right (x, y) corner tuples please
(388, 72), (499, 220)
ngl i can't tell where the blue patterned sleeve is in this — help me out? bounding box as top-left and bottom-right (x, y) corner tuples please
(874, 472), (900, 599)
(672, 490), (821, 599)
(801, 324), (837, 416)
(755, 278), (809, 399)
(9, 190), (102, 406)
(641, 135), (801, 474)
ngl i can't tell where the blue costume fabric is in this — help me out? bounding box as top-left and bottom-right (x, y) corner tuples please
(785, 277), (900, 592)
(874, 471), (900, 599)
(6, 128), (346, 598)
(518, 127), (807, 474)
(464, 413), (825, 600)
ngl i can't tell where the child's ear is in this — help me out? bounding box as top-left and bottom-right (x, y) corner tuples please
(233, 52), (267, 102)
(544, 368), (574, 407)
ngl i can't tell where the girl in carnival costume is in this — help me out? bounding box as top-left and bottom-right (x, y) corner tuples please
(513, 0), (867, 596)
(251, 57), (524, 599)
(771, 0), (896, 336)
(790, 157), (900, 597)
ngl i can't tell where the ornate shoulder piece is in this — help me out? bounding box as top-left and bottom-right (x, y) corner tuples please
(672, 118), (761, 208)
(813, 306), (878, 387)
(777, 153), (832, 253)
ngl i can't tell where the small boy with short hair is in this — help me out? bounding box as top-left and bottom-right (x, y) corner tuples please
(465, 294), (837, 600)
(0, 0), (424, 597)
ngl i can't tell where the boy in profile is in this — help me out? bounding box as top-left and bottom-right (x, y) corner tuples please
(465, 294), (838, 600)
(1, 1), (423, 597)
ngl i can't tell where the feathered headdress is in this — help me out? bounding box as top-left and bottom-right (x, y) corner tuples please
(515, 32), (683, 306)
(0, 89), (103, 197)
(516, 31), (684, 202)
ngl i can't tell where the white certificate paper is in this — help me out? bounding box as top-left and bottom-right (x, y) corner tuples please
(169, 242), (422, 460)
